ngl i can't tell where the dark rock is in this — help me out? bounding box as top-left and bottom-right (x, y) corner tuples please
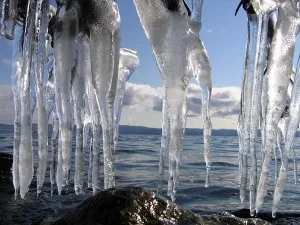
(48, 186), (270, 225)
(0, 152), (13, 181)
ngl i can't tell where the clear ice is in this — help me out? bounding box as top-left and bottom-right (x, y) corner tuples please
(114, 48), (139, 151)
(256, 0), (299, 214)
(85, 0), (120, 190)
(0, 0), (18, 39)
(53, 1), (79, 194)
(238, 0), (300, 216)
(18, 0), (36, 199)
(35, 0), (50, 195)
(134, 0), (212, 201)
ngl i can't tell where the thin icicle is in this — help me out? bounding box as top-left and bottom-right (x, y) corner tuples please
(80, 34), (94, 190)
(158, 88), (170, 193)
(19, 0), (36, 199)
(189, 0), (212, 188)
(239, 13), (258, 204)
(256, 0), (298, 214)
(249, 13), (270, 216)
(0, 0), (19, 39)
(113, 48), (139, 151)
(45, 47), (56, 194)
(53, 2), (79, 194)
(73, 32), (89, 195)
(260, 11), (277, 165)
(35, 0), (50, 195)
(11, 24), (23, 199)
(188, 36), (212, 188)
(50, 112), (58, 196)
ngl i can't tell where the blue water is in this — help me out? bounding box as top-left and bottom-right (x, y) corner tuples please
(0, 124), (300, 224)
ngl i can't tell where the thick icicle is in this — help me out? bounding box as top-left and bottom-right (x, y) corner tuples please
(256, 0), (299, 214)
(19, 0), (36, 199)
(53, 2), (79, 194)
(113, 48), (139, 150)
(239, 13), (258, 204)
(134, 0), (192, 202)
(73, 32), (89, 195)
(35, 0), (50, 195)
(83, 0), (120, 190)
(272, 41), (300, 218)
(0, 0), (18, 39)
(11, 24), (23, 199)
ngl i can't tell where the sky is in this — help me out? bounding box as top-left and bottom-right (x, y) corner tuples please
(0, 0), (299, 129)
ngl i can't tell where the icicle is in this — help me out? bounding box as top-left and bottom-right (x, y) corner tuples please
(113, 48), (139, 151)
(50, 112), (58, 196)
(190, 0), (203, 32)
(73, 32), (90, 195)
(260, 11), (277, 166)
(80, 34), (93, 190)
(134, 0), (192, 202)
(35, 0), (50, 195)
(0, 0), (19, 39)
(189, 0), (212, 188)
(91, 101), (102, 194)
(158, 89), (170, 193)
(239, 13), (258, 204)
(11, 24), (23, 199)
(18, 0), (36, 199)
(272, 43), (300, 217)
(188, 37), (212, 188)
(255, 0), (299, 214)
(53, 2), (79, 194)
(248, 12), (270, 215)
(45, 47), (56, 194)
(85, 0), (120, 190)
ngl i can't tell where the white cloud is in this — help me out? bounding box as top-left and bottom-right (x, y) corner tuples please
(0, 82), (241, 128)
(123, 82), (241, 119)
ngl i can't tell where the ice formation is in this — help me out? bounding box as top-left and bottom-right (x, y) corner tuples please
(3, 0), (300, 218)
(114, 48), (139, 151)
(4, 0), (128, 198)
(237, 0), (300, 217)
(134, 0), (212, 201)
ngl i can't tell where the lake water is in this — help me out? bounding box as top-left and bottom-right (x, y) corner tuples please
(0, 124), (300, 224)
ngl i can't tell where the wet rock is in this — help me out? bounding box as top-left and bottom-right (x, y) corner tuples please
(48, 186), (270, 225)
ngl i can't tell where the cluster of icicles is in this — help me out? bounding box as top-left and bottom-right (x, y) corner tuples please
(1, 0), (140, 198)
(237, 0), (300, 218)
(0, 0), (214, 205)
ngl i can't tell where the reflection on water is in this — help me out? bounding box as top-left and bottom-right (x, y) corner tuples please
(0, 125), (300, 224)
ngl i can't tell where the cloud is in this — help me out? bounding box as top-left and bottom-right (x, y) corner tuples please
(0, 82), (241, 126)
(207, 29), (213, 33)
(123, 83), (241, 119)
